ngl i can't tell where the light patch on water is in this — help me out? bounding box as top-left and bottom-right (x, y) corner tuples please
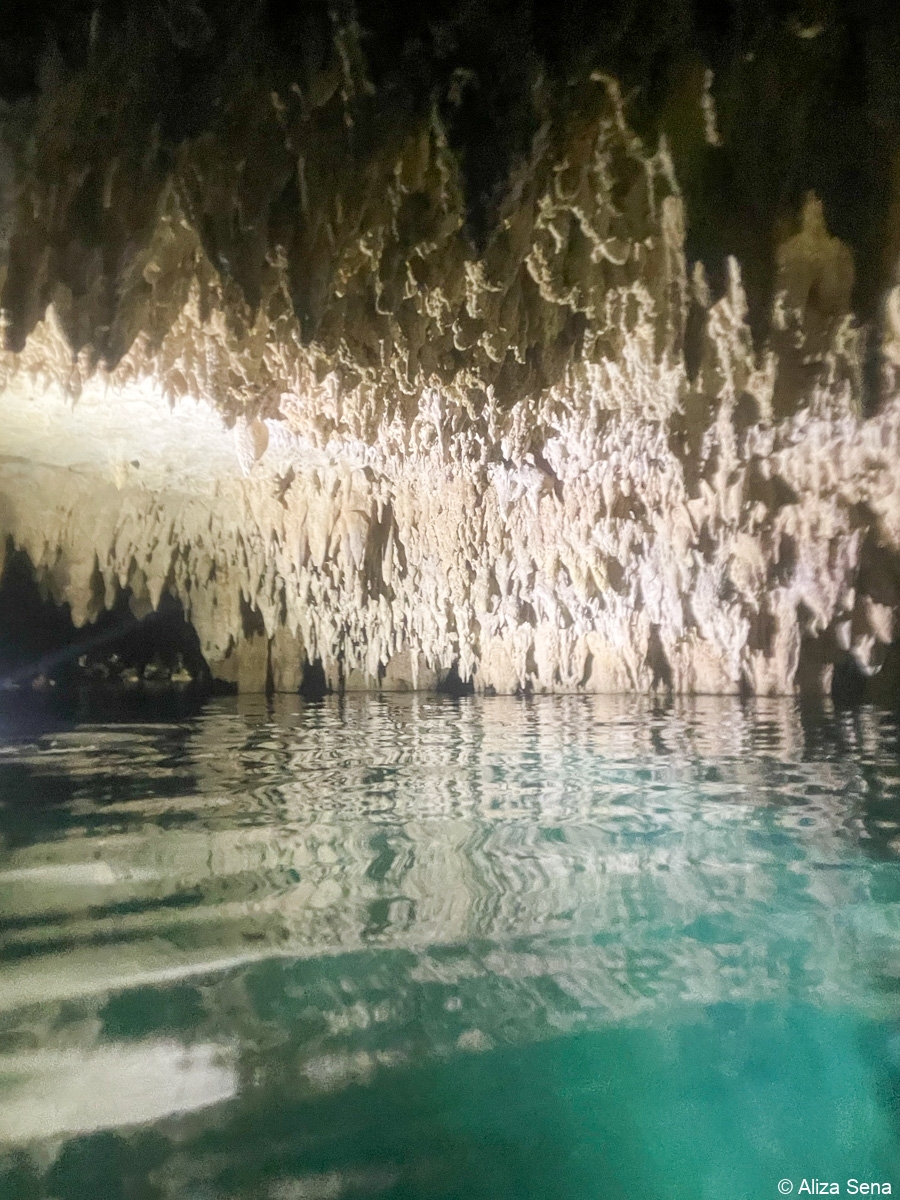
(268, 1166), (401, 1199)
(456, 1028), (495, 1053)
(0, 1041), (236, 1143)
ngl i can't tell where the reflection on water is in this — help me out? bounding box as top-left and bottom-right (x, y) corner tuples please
(1, 695), (900, 1198)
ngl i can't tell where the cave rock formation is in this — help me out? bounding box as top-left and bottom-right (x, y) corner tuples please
(2, 3), (900, 696)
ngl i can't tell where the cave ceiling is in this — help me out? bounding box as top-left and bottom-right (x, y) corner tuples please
(1, 0), (900, 696)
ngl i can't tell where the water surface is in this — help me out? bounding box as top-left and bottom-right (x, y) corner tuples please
(1, 695), (899, 1199)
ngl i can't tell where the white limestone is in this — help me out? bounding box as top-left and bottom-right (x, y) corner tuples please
(1, 82), (898, 695)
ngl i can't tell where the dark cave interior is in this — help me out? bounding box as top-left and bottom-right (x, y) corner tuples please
(0, 543), (210, 697)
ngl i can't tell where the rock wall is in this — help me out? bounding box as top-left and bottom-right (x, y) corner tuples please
(2, 6), (900, 695)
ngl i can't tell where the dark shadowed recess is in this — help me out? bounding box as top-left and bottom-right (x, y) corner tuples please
(794, 627), (900, 708)
(298, 658), (329, 701)
(831, 643), (900, 708)
(435, 660), (476, 697)
(0, 542), (212, 720)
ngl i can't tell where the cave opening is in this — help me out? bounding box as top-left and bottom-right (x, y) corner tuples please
(796, 623), (900, 710)
(298, 657), (329, 701)
(436, 660), (475, 696)
(0, 543), (211, 701)
(831, 641), (900, 709)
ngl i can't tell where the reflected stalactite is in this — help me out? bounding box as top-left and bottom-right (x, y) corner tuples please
(1, 697), (900, 1192)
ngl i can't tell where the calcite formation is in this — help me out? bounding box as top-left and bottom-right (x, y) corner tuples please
(1, 10), (900, 696)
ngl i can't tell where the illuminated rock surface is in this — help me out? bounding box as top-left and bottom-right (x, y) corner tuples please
(2, 2), (900, 694)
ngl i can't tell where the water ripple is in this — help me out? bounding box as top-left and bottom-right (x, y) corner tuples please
(1, 696), (900, 1196)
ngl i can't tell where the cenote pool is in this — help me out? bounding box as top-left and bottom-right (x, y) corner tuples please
(0, 695), (899, 1199)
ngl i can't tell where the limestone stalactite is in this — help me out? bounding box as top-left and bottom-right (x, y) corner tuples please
(1, 6), (900, 696)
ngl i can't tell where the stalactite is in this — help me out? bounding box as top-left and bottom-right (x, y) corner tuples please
(1, 49), (900, 695)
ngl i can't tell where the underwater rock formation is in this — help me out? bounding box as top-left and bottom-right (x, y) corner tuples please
(2, 1), (900, 695)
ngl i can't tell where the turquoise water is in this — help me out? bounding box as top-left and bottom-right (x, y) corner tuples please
(0, 695), (899, 1199)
